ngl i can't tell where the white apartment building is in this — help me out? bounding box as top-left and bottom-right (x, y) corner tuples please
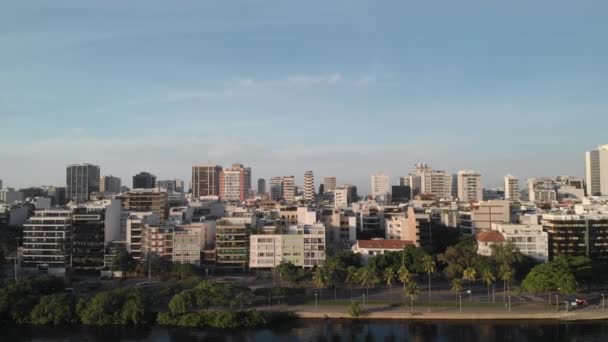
(126, 212), (160, 259)
(22, 210), (73, 275)
(504, 174), (520, 201)
(282, 176), (296, 203)
(457, 170), (482, 202)
(492, 223), (549, 262)
(371, 172), (390, 200)
(249, 224), (326, 268)
(323, 176), (337, 192)
(304, 171), (315, 201)
(586, 145), (608, 196)
(421, 168), (452, 199)
(385, 214), (408, 240)
(219, 163), (250, 202)
(334, 187), (348, 209)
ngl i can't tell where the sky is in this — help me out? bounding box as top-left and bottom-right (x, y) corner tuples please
(1, 0), (607, 194)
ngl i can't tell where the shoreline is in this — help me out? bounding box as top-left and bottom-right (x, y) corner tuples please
(291, 308), (608, 322)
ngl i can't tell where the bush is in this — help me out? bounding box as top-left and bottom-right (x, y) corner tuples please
(30, 294), (77, 325)
(348, 301), (362, 318)
(156, 310), (285, 329)
(77, 288), (147, 325)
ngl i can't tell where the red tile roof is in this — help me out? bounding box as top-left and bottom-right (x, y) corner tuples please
(475, 231), (506, 243)
(357, 240), (415, 250)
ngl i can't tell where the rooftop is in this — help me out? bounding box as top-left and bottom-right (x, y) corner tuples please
(357, 239), (414, 250)
(475, 231), (506, 243)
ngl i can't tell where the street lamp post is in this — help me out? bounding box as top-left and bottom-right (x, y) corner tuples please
(363, 293), (366, 307)
(555, 295), (559, 312)
(602, 294), (605, 311)
(459, 294), (462, 313)
(508, 296), (511, 312)
(468, 289), (472, 302)
(492, 284), (495, 303)
(315, 293), (318, 311)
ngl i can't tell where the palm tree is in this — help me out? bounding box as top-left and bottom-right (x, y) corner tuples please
(481, 269), (496, 303)
(451, 278), (464, 306)
(405, 281), (420, 313)
(463, 267), (477, 302)
(384, 266), (396, 289)
(313, 266), (329, 301)
(422, 255), (436, 311)
(346, 266), (359, 300)
(397, 265), (411, 306)
(358, 267), (380, 296)
(499, 264), (514, 302)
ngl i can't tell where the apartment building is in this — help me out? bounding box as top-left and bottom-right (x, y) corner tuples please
(125, 188), (169, 222)
(249, 224), (326, 268)
(22, 210), (73, 275)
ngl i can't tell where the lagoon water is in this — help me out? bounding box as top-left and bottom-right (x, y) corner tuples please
(2, 320), (608, 342)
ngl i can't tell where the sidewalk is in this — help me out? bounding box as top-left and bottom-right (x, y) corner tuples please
(271, 303), (608, 321)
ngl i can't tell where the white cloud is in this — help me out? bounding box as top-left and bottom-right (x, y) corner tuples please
(236, 73), (343, 88)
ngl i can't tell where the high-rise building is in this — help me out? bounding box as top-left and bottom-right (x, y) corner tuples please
(504, 175), (520, 201)
(457, 170), (482, 202)
(304, 171), (315, 201)
(586, 145), (608, 196)
(257, 178), (266, 195)
(66, 163), (100, 203)
(157, 179), (182, 193)
(216, 217), (254, 269)
(270, 177), (283, 201)
(282, 176), (296, 203)
(0, 179), (3, 190)
(391, 185), (411, 203)
(192, 165), (222, 199)
(323, 177), (337, 192)
(420, 167), (452, 199)
(125, 188), (169, 222)
(371, 172), (390, 200)
(542, 214), (608, 261)
(100, 175), (122, 194)
(219, 163), (250, 202)
(527, 178), (557, 203)
(70, 199), (121, 268)
(22, 209), (73, 275)
(334, 187), (348, 209)
(132, 172), (156, 189)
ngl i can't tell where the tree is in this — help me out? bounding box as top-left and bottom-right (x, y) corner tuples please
(169, 289), (196, 314)
(463, 267), (477, 302)
(422, 254), (436, 310)
(346, 266), (359, 299)
(397, 265), (411, 306)
(312, 267), (329, 300)
(481, 269), (496, 303)
(173, 263), (199, 280)
(405, 282), (420, 313)
(358, 267), (380, 296)
(384, 267), (396, 289)
(276, 262), (301, 286)
(77, 288), (147, 325)
(232, 290), (255, 311)
(498, 264), (514, 301)
(437, 237), (478, 279)
(30, 293), (77, 325)
(491, 243), (524, 268)
(110, 251), (135, 273)
(521, 261), (578, 296)
(451, 278), (463, 304)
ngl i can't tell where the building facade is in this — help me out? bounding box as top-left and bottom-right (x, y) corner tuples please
(304, 171), (315, 202)
(125, 188), (169, 222)
(542, 214), (608, 261)
(504, 174), (520, 201)
(133, 172), (157, 189)
(371, 172), (390, 200)
(22, 210), (73, 275)
(100, 175), (122, 194)
(192, 165), (222, 199)
(586, 145), (608, 196)
(66, 163), (100, 203)
(457, 170), (482, 202)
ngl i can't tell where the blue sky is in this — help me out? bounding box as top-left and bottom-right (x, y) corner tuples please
(1, 0), (607, 193)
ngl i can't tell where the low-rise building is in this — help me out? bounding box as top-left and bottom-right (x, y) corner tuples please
(352, 239), (414, 264)
(249, 224), (326, 268)
(492, 223), (549, 262)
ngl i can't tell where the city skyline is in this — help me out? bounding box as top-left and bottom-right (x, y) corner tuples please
(2, 1), (607, 191)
